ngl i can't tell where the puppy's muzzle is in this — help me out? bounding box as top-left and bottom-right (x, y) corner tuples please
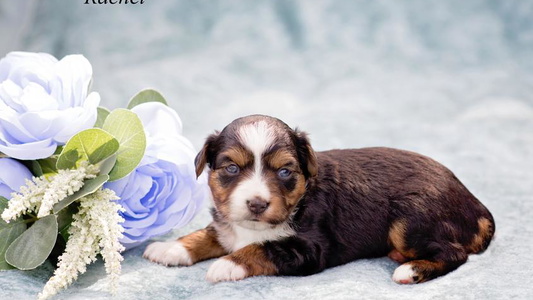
(247, 198), (269, 215)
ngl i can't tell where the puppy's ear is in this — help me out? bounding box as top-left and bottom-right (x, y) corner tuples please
(195, 131), (220, 178)
(294, 129), (318, 179)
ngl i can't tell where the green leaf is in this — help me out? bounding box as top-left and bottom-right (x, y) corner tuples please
(5, 215), (58, 270)
(20, 159), (57, 177)
(102, 109), (146, 181)
(52, 174), (109, 214)
(0, 197), (27, 270)
(0, 198), (29, 269)
(54, 146), (64, 155)
(56, 128), (120, 170)
(20, 160), (44, 177)
(97, 154), (117, 176)
(59, 227), (70, 243)
(0, 196), (7, 210)
(56, 207), (74, 243)
(0, 222), (26, 270)
(29, 161), (43, 177)
(56, 208), (73, 234)
(37, 157), (59, 177)
(94, 106), (111, 128)
(127, 89), (168, 109)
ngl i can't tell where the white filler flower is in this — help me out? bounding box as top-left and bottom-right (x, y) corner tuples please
(0, 162), (99, 222)
(38, 188), (125, 300)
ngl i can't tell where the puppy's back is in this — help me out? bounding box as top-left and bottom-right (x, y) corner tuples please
(310, 147), (495, 255)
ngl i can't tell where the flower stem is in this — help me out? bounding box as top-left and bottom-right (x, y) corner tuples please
(23, 217), (38, 224)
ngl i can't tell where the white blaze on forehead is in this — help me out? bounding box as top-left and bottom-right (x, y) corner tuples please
(237, 121), (276, 163)
(237, 120), (275, 178)
(229, 121), (274, 220)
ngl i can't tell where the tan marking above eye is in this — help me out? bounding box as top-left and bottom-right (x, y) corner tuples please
(218, 147), (253, 168)
(265, 150), (298, 170)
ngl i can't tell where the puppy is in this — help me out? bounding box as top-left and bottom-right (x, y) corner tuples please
(144, 115), (495, 284)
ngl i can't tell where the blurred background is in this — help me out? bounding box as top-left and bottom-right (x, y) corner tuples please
(1, 1), (533, 298)
(1, 0), (532, 233)
(1, 0), (531, 151)
(2, 0), (533, 227)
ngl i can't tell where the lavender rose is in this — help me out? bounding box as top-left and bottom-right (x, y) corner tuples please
(0, 51), (100, 160)
(105, 102), (209, 250)
(0, 158), (33, 199)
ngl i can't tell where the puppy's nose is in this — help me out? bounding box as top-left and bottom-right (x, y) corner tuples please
(247, 198), (269, 214)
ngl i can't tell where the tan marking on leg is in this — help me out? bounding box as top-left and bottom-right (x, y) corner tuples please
(388, 220), (416, 262)
(225, 244), (278, 277)
(467, 217), (493, 253)
(179, 225), (227, 263)
(407, 260), (446, 283)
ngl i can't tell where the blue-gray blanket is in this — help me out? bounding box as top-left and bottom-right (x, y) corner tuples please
(1, 1), (532, 299)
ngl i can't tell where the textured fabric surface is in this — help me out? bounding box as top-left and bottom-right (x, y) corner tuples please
(1, 1), (532, 299)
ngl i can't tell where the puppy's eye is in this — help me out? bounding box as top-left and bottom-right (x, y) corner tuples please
(277, 168), (292, 178)
(225, 164), (240, 175)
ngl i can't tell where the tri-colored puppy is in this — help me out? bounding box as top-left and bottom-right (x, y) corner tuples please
(143, 115), (495, 284)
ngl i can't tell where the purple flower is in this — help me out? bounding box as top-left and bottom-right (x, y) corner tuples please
(0, 158), (33, 199)
(105, 102), (209, 250)
(0, 51), (100, 160)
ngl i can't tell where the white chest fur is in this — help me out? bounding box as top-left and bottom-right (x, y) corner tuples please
(214, 221), (295, 252)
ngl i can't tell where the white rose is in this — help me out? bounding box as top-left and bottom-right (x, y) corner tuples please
(0, 51), (100, 160)
(105, 102), (209, 250)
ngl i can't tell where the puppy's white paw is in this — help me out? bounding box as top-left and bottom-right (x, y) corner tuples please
(143, 241), (193, 266)
(206, 258), (247, 282)
(392, 263), (417, 284)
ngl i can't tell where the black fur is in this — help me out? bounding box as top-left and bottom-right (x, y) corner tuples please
(262, 147), (495, 279)
(194, 115), (495, 283)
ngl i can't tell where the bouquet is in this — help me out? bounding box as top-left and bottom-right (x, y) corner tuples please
(0, 51), (208, 299)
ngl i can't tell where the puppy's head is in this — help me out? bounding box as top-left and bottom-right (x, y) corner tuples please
(195, 115), (317, 227)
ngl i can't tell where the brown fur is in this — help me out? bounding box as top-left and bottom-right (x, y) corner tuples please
(198, 118), (313, 226)
(179, 226), (227, 263)
(467, 217), (494, 253)
(284, 176), (307, 207)
(150, 115), (495, 284)
(208, 171), (232, 219)
(406, 260), (447, 283)
(260, 191), (292, 224)
(264, 150), (299, 170)
(388, 220), (417, 262)
(225, 244), (278, 276)
(218, 147), (253, 169)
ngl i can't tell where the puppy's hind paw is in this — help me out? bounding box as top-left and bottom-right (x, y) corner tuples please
(206, 258), (247, 283)
(392, 263), (419, 284)
(143, 241), (193, 267)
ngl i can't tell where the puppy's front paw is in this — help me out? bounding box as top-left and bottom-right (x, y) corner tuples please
(206, 258), (247, 282)
(143, 241), (193, 267)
